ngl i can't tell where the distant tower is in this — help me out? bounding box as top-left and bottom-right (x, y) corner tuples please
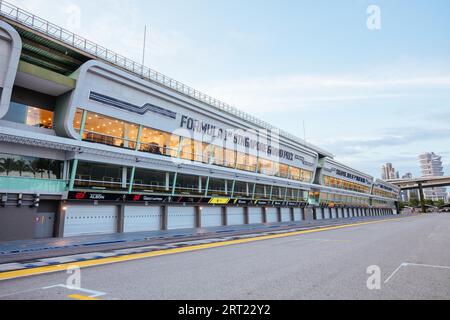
(381, 163), (397, 180)
(419, 152), (447, 202)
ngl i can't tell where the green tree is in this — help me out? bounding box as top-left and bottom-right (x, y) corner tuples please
(0, 157), (16, 176)
(435, 199), (445, 207)
(409, 198), (419, 207)
(14, 159), (29, 177)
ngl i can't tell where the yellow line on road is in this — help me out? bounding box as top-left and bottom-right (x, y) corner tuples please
(68, 294), (100, 301)
(0, 218), (402, 281)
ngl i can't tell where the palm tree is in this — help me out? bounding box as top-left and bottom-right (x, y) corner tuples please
(14, 159), (30, 177)
(0, 157), (16, 176)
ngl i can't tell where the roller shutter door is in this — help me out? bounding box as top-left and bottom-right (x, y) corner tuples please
(227, 207), (245, 226)
(266, 208), (279, 223)
(167, 206), (196, 230)
(293, 208), (302, 221)
(281, 208), (291, 222)
(64, 205), (118, 237)
(315, 208), (323, 220)
(343, 208), (349, 218)
(123, 206), (161, 233)
(248, 207), (262, 224)
(339, 208), (345, 218)
(330, 208), (337, 219)
(324, 208), (331, 219)
(201, 207), (223, 228)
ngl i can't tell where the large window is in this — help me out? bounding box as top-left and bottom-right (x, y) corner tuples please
(3, 102), (54, 129)
(74, 161), (131, 191)
(0, 153), (63, 179)
(139, 127), (180, 157)
(133, 168), (173, 194)
(175, 173), (207, 195)
(208, 178), (233, 196)
(81, 112), (138, 149)
(73, 109), (316, 185)
(323, 175), (370, 194)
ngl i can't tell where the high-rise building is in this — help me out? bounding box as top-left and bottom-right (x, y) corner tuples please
(381, 163), (398, 180)
(419, 152), (448, 202)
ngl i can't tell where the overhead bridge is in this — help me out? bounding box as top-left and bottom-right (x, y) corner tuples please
(386, 176), (450, 191)
(386, 176), (450, 213)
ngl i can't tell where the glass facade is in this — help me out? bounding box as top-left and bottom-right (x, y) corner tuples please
(319, 192), (369, 206)
(323, 175), (370, 194)
(2, 102), (54, 129)
(373, 188), (398, 199)
(74, 161), (132, 191)
(73, 109), (314, 184)
(0, 153), (63, 179)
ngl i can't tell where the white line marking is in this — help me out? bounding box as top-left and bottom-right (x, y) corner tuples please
(384, 262), (450, 284)
(384, 263), (408, 284)
(43, 284), (106, 298)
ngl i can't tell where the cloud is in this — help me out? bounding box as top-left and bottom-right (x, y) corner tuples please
(201, 73), (450, 114)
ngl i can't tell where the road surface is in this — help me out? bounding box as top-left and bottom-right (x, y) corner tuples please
(0, 214), (449, 300)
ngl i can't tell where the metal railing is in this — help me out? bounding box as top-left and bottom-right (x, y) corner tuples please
(0, 0), (332, 157)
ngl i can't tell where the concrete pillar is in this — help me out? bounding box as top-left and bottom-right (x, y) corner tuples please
(161, 205), (168, 230)
(222, 206), (227, 226)
(55, 201), (66, 238)
(290, 208), (295, 222)
(244, 207), (250, 224)
(117, 204), (125, 233)
(262, 207), (268, 223)
(312, 207), (317, 220)
(196, 206), (202, 228)
(301, 207), (306, 221)
(277, 207), (281, 222)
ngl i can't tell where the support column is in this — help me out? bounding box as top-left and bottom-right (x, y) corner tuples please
(244, 207), (249, 225)
(277, 207), (281, 222)
(161, 205), (168, 230)
(195, 206), (201, 228)
(222, 206), (227, 226)
(68, 159), (78, 191)
(117, 204), (125, 233)
(262, 207), (268, 223)
(55, 201), (66, 238)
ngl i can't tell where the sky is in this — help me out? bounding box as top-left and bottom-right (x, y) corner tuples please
(7, 0), (450, 178)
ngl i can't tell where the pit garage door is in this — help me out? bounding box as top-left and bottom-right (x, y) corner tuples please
(323, 208), (331, 219)
(293, 208), (302, 221)
(266, 208), (279, 223)
(64, 205), (118, 237)
(123, 206), (161, 233)
(330, 208), (337, 219)
(339, 208), (345, 218)
(343, 208), (349, 218)
(167, 206), (196, 230)
(248, 207), (262, 224)
(201, 207), (223, 228)
(227, 207), (245, 226)
(281, 208), (291, 222)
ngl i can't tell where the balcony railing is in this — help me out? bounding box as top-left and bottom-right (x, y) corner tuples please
(0, 176), (68, 193)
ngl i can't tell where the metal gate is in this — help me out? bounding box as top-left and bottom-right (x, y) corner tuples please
(227, 207), (245, 226)
(266, 207), (278, 223)
(167, 206), (196, 230)
(248, 207), (262, 224)
(64, 205), (118, 237)
(281, 208), (291, 222)
(201, 207), (223, 228)
(123, 206), (161, 233)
